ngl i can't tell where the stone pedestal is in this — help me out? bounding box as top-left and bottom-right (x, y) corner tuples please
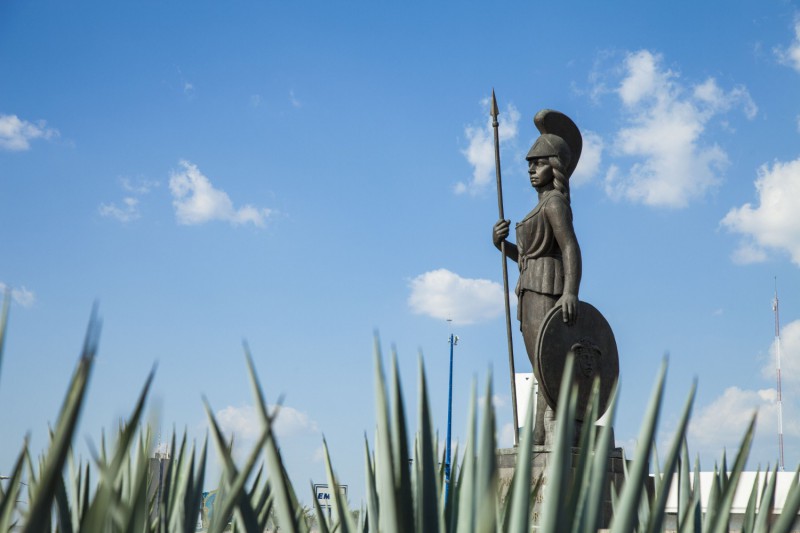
(496, 445), (626, 529)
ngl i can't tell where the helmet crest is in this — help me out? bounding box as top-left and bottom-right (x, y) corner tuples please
(526, 109), (583, 179)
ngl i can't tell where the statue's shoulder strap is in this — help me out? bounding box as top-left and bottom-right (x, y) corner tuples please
(542, 191), (573, 222)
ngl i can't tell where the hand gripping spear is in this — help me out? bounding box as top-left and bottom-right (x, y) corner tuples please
(491, 90), (520, 446)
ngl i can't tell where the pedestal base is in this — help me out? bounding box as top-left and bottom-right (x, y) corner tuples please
(495, 445), (626, 529)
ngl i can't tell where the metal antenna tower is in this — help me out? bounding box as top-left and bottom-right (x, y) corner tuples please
(773, 278), (785, 472)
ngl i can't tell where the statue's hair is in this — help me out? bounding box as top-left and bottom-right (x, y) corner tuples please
(549, 156), (570, 203)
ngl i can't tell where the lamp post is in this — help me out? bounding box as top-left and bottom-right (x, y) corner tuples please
(444, 322), (458, 503)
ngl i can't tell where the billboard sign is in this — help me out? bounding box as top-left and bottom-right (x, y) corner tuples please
(313, 483), (348, 509)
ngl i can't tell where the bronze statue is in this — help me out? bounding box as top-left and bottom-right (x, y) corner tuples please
(492, 109), (583, 445)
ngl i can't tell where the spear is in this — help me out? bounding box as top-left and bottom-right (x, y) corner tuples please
(491, 90), (520, 446)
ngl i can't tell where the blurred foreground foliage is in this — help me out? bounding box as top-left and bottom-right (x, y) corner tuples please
(1, 297), (800, 532)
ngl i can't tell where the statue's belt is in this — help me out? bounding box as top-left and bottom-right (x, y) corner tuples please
(519, 253), (562, 270)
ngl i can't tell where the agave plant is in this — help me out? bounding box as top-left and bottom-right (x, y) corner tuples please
(3, 292), (800, 532)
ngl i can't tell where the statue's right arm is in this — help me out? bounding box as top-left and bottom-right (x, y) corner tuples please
(492, 219), (519, 262)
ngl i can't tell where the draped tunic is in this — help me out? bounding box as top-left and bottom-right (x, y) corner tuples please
(514, 190), (571, 303)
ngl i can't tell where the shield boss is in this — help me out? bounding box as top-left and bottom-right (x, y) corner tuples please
(536, 301), (618, 421)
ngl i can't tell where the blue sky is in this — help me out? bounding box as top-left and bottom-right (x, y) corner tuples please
(3, 0), (800, 505)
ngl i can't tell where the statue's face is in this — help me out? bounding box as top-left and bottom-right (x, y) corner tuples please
(529, 157), (554, 189)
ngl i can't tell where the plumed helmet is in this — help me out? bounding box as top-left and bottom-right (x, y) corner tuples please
(525, 109), (583, 179)
(526, 133), (572, 165)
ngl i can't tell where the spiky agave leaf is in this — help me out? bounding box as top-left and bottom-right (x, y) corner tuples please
(186, 440), (208, 533)
(310, 480), (331, 533)
(321, 437), (357, 533)
(540, 355), (579, 533)
(707, 416), (756, 533)
(644, 380), (697, 533)
(160, 430), (183, 530)
(372, 337), (404, 533)
(81, 367), (155, 531)
(443, 441), (459, 533)
(677, 440), (691, 530)
(53, 457), (74, 533)
(202, 398), (264, 533)
(701, 465), (721, 532)
(454, 380), (477, 533)
(752, 464), (778, 532)
(474, 372), (497, 533)
(248, 463), (273, 532)
(652, 442), (661, 500)
(0, 438), (28, 533)
(578, 382), (619, 533)
(64, 449), (90, 533)
(740, 466), (761, 533)
(363, 435), (379, 531)
(610, 357), (668, 533)
(433, 430), (440, 496)
(437, 440), (447, 523)
(118, 428), (151, 533)
(358, 502), (367, 533)
(415, 357), (439, 532)
(243, 346), (306, 533)
(163, 431), (184, 532)
(163, 433), (207, 533)
(720, 451), (729, 494)
(681, 455), (703, 533)
(772, 467), (800, 533)
(390, 350), (414, 532)
(256, 489), (274, 532)
(22, 309), (100, 533)
(506, 379), (536, 533)
(567, 377), (601, 531)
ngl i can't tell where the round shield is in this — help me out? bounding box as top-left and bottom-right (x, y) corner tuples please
(536, 301), (618, 421)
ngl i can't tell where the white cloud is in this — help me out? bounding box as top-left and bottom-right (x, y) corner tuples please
(617, 49), (660, 106)
(169, 160), (272, 227)
(730, 242), (768, 265)
(408, 269), (505, 325)
(289, 90), (302, 108)
(215, 404), (319, 441)
(686, 319), (800, 460)
(273, 405), (320, 437)
(570, 130), (604, 187)
(0, 283), (36, 308)
(456, 99), (520, 195)
(0, 114), (59, 151)
(693, 79), (757, 119)
(688, 386), (779, 449)
(775, 19), (800, 73)
(250, 94), (262, 108)
(216, 404), (262, 441)
(721, 158), (800, 265)
(601, 50), (756, 208)
(120, 177), (158, 195)
(99, 197), (140, 223)
(99, 177), (158, 223)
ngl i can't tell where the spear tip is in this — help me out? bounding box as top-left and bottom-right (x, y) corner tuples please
(490, 89), (499, 119)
